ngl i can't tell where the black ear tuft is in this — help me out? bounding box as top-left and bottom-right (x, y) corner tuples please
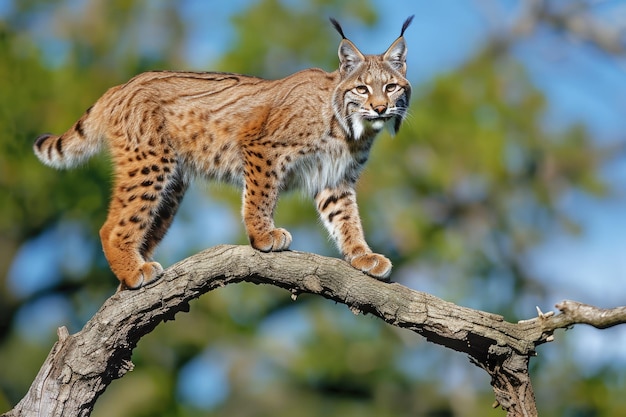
(400, 15), (415, 37)
(329, 17), (347, 39)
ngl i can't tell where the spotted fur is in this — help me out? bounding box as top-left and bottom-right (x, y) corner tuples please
(33, 16), (413, 289)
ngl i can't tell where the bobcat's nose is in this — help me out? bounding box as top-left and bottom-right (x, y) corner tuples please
(372, 104), (387, 115)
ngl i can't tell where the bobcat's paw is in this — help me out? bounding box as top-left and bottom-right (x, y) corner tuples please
(250, 228), (292, 252)
(350, 253), (392, 281)
(119, 261), (164, 290)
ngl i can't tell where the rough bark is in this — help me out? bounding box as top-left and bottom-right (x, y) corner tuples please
(2, 245), (625, 417)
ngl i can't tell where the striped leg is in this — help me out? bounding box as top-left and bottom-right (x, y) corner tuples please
(315, 186), (392, 280)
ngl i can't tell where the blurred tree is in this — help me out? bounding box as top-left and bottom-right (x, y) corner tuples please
(0, 0), (623, 416)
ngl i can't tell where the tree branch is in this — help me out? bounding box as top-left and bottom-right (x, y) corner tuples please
(2, 245), (626, 417)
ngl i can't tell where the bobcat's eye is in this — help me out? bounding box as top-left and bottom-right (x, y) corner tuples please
(385, 83), (398, 93)
(354, 85), (369, 95)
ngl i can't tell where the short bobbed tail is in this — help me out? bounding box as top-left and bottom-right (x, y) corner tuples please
(33, 108), (103, 169)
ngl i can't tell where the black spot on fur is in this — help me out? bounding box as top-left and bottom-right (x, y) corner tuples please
(34, 134), (52, 150)
(321, 191), (351, 211)
(328, 210), (343, 222)
(75, 120), (85, 138)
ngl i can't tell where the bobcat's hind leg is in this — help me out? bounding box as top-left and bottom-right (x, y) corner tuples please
(139, 167), (188, 261)
(101, 150), (185, 289)
(99, 214), (163, 290)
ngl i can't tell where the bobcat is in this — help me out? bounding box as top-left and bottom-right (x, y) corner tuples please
(34, 16), (413, 290)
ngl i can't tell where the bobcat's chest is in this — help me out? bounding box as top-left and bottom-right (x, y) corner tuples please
(284, 137), (366, 196)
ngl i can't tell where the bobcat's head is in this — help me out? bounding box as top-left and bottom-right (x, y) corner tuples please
(331, 16), (413, 140)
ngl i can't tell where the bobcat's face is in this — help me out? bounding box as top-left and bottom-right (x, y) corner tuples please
(332, 29), (411, 140)
(338, 63), (410, 139)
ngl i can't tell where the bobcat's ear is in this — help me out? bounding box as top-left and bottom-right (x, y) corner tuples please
(383, 37), (407, 74)
(338, 38), (365, 75)
(383, 15), (413, 74)
(330, 17), (365, 75)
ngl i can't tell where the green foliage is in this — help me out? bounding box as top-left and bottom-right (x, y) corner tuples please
(0, 1), (622, 416)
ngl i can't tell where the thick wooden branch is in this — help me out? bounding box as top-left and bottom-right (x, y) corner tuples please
(3, 245), (625, 417)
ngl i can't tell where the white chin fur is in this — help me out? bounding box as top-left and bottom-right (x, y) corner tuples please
(371, 119), (385, 130)
(351, 117), (388, 140)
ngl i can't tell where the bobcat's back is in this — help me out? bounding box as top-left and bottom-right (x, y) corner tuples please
(35, 69), (338, 185)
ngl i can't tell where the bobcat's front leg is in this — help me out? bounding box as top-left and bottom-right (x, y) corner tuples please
(242, 165), (292, 252)
(315, 186), (392, 280)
